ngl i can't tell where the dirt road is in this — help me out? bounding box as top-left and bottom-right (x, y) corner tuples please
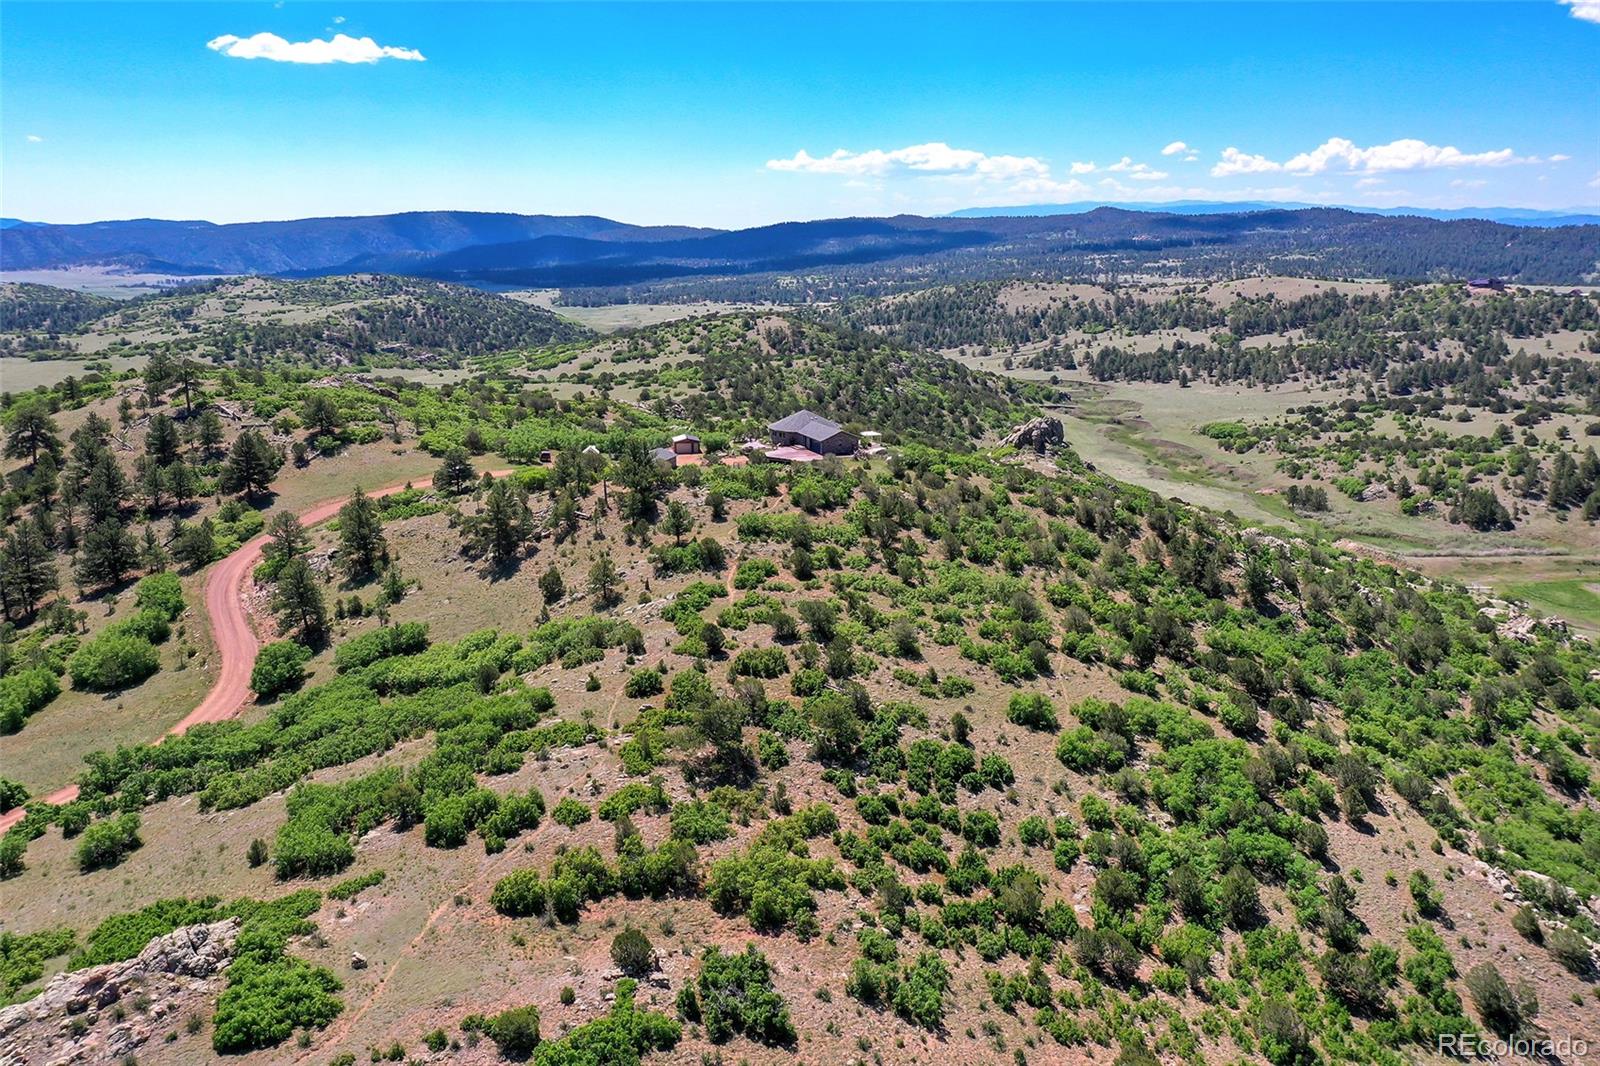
(0, 470), (512, 833)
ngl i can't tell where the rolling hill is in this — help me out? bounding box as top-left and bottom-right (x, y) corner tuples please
(5, 208), (1597, 289)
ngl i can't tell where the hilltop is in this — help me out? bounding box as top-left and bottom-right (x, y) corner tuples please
(0, 275), (589, 367)
(0, 293), (1597, 1066)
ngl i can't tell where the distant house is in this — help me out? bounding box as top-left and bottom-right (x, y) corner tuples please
(1467, 277), (1506, 291)
(768, 410), (858, 457)
(652, 433), (703, 468)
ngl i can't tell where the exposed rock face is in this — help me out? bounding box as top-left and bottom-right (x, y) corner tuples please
(0, 918), (240, 1065)
(1002, 417), (1065, 452)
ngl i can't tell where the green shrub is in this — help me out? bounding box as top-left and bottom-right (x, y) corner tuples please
(0, 668), (61, 734)
(251, 641), (311, 698)
(730, 647), (788, 679)
(695, 945), (794, 1045)
(487, 1004), (540, 1058)
(332, 622), (429, 672)
(551, 798), (592, 829)
(610, 927), (655, 975)
(0, 778), (29, 813)
(75, 813), (142, 872)
(1006, 692), (1058, 731)
(67, 633), (159, 692)
(624, 668), (664, 698)
(669, 801), (731, 844)
(490, 869), (546, 918)
(133, 572), (185, 620)
(0, 927), (75, 1002)
(733, 559), (778, 590)
(327, 870), (386, 902)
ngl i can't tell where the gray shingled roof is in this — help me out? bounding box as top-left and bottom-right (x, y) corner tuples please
(768, 409), (845, 439)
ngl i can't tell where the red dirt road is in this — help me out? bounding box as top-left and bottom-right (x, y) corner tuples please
(0, 471), (511, 833)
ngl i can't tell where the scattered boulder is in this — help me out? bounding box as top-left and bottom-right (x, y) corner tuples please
(1001, 417), (1065, 452)
(350, 951), (368, 970)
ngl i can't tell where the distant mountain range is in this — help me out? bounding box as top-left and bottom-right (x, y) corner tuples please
(2, 206), (1596, 287)
(0, 211), (714, 276)
(948, 201), (1600, 228)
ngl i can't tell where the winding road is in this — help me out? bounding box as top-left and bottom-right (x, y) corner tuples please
(0, 470), (512, 834)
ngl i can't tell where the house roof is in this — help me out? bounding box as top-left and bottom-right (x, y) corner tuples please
(671, 433), (700, 443)
(769, 409), (847, 440)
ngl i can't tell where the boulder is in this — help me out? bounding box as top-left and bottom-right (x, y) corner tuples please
(0, 918), (241, 1062)
(1001, 417), (1065, 452)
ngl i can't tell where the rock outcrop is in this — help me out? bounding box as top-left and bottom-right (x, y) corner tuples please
(0, 918), (240, 1065)
(1002, 417), (1065, 452)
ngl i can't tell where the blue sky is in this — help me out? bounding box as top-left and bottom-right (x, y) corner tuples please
(3, 2), (1597, 227)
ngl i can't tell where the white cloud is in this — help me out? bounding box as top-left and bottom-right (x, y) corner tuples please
(332, 15), (346, 24)
(1550, 153), (1571, 162)
(767, 142), (1112, 208)
(206, 31), (425, 64)
(1559, 0), (1600, 23)
(1106, 156), (1169, 181)
(1590, 171), (1600, 188)
(1288, 137), (1531, 173)
(1212, 147), (1283, 177)
(1213, 137), (1547, 177)
(766, 142), (1050, 180)
(1160, 141), (1189, 156)
(25, 134), (43, 143)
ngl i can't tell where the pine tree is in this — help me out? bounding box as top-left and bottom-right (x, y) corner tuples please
(173, 518), (217, 569)
(664, 499), (693, 546)
(220, 430), (282, 499)
(145, 413), (181, 465)
(3, 400), (61, 466)
(264, 511), (308, 566)
(164, 461), (198, 510)
(140, 524), (169, 574)
(172, 358), (203, 418)
(338, 488), (387, 580)
(76, 518), (139, 590)
(433, 447), (476, 496)
(468, 479), (533, 566)
(617, 438), (663, 522)
(539, 565), (565, 605)
(588, 552), (621, 608)
(79, 452), (128, 525)
(301, 394), (342, 439)
(135, 456), (165, 514)
(273, 558), (328, 640)
(0, 518), (59, 618)
(194, 410), (225, 458)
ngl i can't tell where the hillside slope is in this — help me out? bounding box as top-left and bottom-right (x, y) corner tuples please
(0, 318), (1596, 1066)
(0, 275), (590, 365)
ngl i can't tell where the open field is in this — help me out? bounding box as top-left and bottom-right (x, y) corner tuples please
(0, 268), (195, 298)
(1, 355), (148, 390)
(511, 290), (767, 333)
(943, 276), (1600, 634)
